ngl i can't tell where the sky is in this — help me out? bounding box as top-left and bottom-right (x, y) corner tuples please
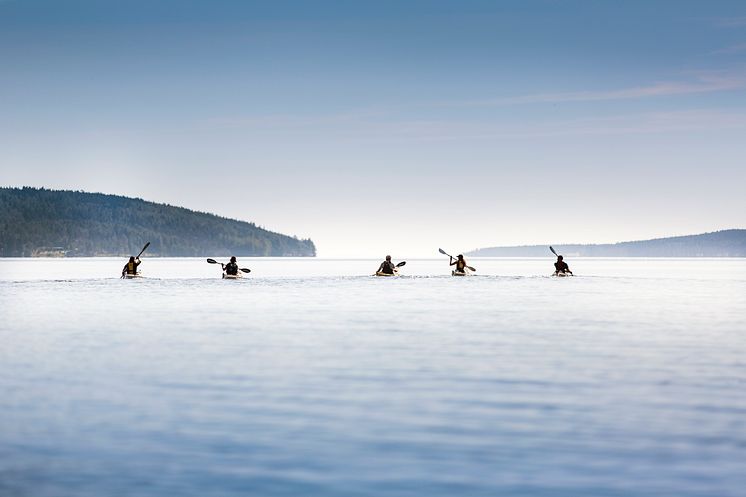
(1, 0), (745, 257)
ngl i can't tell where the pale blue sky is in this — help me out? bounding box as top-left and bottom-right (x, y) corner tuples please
(1, 0), (745, 256)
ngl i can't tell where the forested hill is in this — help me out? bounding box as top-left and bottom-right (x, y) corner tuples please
(467, 230), (746, 257)
(0, 187), (316, 257)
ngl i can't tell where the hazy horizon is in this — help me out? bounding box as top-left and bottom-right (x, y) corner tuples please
(2, 1), (745, 256)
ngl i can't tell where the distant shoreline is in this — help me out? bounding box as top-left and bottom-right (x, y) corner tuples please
(467, 229), (746, 257)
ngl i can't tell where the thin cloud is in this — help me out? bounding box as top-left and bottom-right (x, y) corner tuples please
(200, 108), (746, 143)
(520, 109), (746, 138)
(203, 109), (391, 130)
(387, 109), (746, 141)
(452, 73), (746, 107)
(715, 16), (746, 28)
(712, 43), (746, 55)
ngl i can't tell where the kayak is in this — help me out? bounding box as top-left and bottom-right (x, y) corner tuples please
(554, 272), (573, 277)
(223, 273), (242, 280)
(452, 269), (473, 276)
(375, 271), (399, 277)
(123, 273), (143, 279)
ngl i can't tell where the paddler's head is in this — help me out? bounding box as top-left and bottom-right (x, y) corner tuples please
(458, 254), (464, 260)
(230, 256), (236, 263)
(129, 256), (135, 263)
(386, 255), (391, 261)
(557, 255), (563, 261)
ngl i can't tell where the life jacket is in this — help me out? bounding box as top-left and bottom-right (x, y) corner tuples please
(381, 261), (395, 274)
(127, 261), (137, 274)
(456, 259), (466, 271)
(225, 262), (238, 275)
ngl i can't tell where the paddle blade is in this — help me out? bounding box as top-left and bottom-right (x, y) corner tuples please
(549, 246), (558, 256)
(240, 268), (251, 273)
(207, 258), (219, 264)
(396, 261), (407, 268)
(467, 266), (476, 272)
(439, 248), (454, 258)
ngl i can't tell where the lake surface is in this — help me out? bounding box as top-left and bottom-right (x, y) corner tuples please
(1, 257), (745, 497)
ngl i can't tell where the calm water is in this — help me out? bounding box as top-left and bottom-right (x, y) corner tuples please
(1, 258), (745, 497)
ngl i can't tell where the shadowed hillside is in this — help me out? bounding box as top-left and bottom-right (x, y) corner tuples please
(0, 187), (315, 257)
(468, 230), (746, 257)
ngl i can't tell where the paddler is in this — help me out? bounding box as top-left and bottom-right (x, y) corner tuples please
(554, 255), (573, 276)
(450, 254), (468, 274)
(121, 255), (141, 277)
(223, 256), (239, 276)
(376, 255), (396, 275)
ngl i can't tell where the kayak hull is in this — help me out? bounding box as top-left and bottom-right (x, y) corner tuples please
(123, 273), (143, 279)
(554, 272), (572, 277)
(222, 273), (242, 280)
(452, 270), (473, 276)
(375, 271), (398, 277)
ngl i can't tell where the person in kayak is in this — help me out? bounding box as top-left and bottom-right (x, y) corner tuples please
(450, 254), (468, 274)
(223, 256), (239, 276)
(377, 255), (396, 275)
(121, 255), (141, 277)
(554, 255), (573, 276)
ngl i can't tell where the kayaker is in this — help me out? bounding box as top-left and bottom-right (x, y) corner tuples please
(377, 255), (396, 275)
(121, 256), (141, 277)
(554, 255), (573, 276)
(223, 256), (239, 276)
(450, 254), (468, 274)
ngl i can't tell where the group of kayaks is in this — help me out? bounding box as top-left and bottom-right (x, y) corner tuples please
(121, 243), (574, 279)
(373, 246), (572, 278)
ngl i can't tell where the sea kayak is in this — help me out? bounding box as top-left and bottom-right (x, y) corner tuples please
(222, 273), (242, 280)
(123, 273), (143, 279)
(554, 272), (572, 277)
(375, 270), (399, 277)
(452, 269), (473, 276)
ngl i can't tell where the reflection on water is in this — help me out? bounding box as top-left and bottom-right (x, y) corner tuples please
(1, 258), (745, 497)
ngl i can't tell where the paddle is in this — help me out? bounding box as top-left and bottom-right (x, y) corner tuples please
(136, 242), (150, 259)
(438, 248), (476, 272)
(207, 258), (251, 273)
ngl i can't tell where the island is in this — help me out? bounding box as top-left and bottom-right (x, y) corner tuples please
(0, 187), (316, 257)
(467, 230), (746, 257)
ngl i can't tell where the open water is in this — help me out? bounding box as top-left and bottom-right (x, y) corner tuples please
(1, 257), (745, 497)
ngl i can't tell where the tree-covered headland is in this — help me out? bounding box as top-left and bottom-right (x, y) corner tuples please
(0, 187), (316, 257)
